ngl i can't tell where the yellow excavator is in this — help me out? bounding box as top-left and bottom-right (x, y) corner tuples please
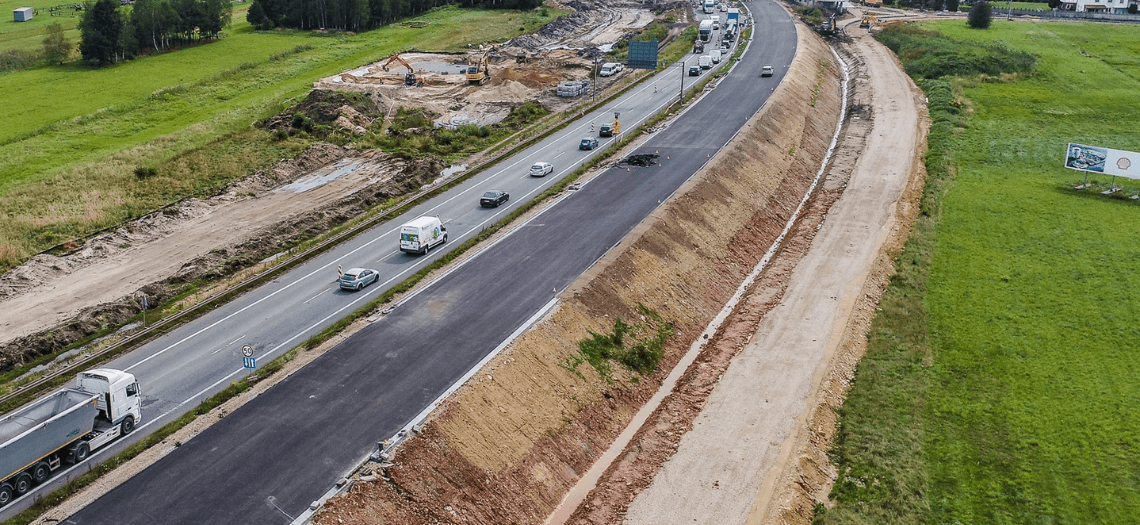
(381, 53), (421, 87)
(859, 14), (877, 28)
(466, 49), (492, 85)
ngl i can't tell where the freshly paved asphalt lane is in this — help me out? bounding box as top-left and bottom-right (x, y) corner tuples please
(62, 1), (796, 523)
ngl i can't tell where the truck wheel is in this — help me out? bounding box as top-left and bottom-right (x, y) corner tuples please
(72, 442), (90, 463)
(0, 483), (13, 506)
(121, 415), (135, 435)
(13, 474), (31, 496)
(31, 462), (49, 484)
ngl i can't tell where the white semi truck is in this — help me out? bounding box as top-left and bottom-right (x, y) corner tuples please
(0, 369), (141, 506)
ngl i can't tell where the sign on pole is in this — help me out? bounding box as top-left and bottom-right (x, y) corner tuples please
(243, 356), (256, 369)
(628, 41), (658, 69)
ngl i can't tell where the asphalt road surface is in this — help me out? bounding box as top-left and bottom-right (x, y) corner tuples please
(45, 1), (795, 523)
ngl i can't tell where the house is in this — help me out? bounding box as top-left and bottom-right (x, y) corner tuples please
(13, 7), (34, 22)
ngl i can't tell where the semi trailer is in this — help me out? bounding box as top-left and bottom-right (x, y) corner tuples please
(0, 369), (141, 506)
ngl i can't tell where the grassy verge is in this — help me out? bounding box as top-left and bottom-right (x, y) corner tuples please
(818, 20), (1140, 524)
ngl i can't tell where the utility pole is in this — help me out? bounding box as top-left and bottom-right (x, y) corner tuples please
(680, 60), (685, 103)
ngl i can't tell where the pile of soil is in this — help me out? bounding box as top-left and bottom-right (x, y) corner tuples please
(260, 89), (382, 136)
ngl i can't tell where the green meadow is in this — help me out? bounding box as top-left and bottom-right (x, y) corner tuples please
(821, 20), (1140, 524)
(0, 5), (561, 266)
(0, 0), (83, 54)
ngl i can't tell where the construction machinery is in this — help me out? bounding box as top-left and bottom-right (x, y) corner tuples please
(859, 14), (877, 28)
(381, 53), (421, 87)
(466, 48), (492, 85)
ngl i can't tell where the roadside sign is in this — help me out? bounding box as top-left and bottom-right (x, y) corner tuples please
(243, 356), (256, 369)
(241, 344), (254, 357)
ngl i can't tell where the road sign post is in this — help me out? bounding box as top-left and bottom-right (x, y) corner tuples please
(243, 356), (256, 369)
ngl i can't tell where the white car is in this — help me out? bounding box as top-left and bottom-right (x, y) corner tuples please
(761, 65), (774, 77)
(529, 162), (554, 177)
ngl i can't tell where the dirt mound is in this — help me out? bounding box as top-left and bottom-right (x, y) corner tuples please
(260, 90), (381, 136)
(311, 27), (846, 525)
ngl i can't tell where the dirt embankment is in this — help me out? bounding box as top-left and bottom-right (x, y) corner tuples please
(312, 28), (846, 525)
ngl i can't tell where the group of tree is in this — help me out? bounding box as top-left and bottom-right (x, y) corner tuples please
(246, 0), (540, 31)
(79, 0), (232, 65)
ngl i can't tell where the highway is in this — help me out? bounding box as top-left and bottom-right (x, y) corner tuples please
(3, 0), (796, 522)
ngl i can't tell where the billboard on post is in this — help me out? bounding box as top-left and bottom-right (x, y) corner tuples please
(1065, 143), (1140, 179)
(628, 41), (658, 70)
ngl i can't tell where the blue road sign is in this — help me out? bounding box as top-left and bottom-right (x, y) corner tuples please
(243, 356), (256, 369)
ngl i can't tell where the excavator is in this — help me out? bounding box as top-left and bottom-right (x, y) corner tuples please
(381, 53), (421, 87)
(466, 48), (492, 85)
(859, 14), (877, 28)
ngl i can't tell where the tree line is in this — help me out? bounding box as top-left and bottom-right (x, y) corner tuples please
(79, 0), (232, 64)
(246, 0), (541, 32)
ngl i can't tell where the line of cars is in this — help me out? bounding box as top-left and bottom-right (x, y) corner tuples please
(340, 113), (622, 292)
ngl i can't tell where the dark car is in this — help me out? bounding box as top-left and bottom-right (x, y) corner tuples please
(599, 124), (614, 137)
(339, 267), (378, 291)
(480, 189), (509, 207)
(579, 137), (599, 150)
(689, 66), (701, 76)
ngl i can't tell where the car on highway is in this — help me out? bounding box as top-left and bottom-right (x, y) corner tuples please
(699, 55), (712, 69)
(761, 65), (774, 77)
(689, 65), (701, 76)
(710, 50), (721, 64)
(339, 268), (378, 291)
(480, 189), (509, 207)
(599, 124), (614, 137)
(579, 137), (599, 150)
(720, 3), (728, 11)
(529, 161), (554, 177)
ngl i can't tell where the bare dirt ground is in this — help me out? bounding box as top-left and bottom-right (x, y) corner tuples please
(0, 0), (674, 373)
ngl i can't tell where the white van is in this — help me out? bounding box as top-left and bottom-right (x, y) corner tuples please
(599, 62), (623, 77)
(399, 216), (447, 255)
(710, 50), (722, 64)
(699, 55), (712, 69)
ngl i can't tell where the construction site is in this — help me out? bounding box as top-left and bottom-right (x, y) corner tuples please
(312, 1), (689, 129)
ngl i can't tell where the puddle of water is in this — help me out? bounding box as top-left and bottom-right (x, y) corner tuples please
(408, 60), (469, 75)
(279, 162), (361, 193)
(441, 164), (467, 178)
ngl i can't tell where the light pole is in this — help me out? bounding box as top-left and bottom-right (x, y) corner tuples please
(593, 56), (599, 102)
(680, 60), (685, 103)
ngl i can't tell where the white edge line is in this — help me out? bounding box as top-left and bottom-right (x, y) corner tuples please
(290, 297), (560, 525)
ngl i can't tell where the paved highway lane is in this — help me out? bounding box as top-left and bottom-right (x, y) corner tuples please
(44, 2), (794, 523)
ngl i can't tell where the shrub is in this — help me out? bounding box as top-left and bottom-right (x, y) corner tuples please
(968, 0), (992, 29)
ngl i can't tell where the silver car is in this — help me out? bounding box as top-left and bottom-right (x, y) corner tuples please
(529, 162), (554, 177)
(339, 268), (378, 291)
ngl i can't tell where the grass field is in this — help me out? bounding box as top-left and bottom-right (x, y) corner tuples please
(0, 4), (562, 266)
(0, 0), (83, 54)
(820, 20), (1140, 524)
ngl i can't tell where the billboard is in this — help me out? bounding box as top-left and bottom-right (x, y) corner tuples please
(1065, 143), (1140, 179)
(628, 41), (658, 70)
